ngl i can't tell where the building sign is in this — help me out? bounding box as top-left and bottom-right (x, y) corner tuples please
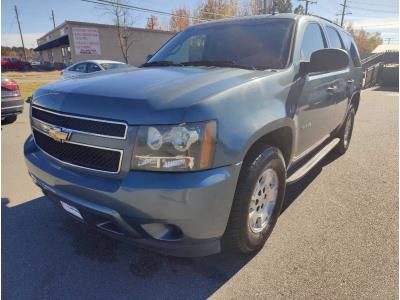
(72, 27), (101, 55)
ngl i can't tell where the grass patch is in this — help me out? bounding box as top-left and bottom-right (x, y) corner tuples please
(4, 71), (61, 100)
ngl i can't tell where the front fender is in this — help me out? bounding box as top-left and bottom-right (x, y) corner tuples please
(240, 118), (296, 161)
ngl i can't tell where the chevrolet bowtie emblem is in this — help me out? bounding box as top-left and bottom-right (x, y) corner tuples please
(47, 127), (71, 143)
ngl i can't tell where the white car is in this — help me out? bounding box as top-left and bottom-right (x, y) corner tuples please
(61, 60), (128, 79)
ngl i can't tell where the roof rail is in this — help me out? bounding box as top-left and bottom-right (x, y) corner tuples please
(307, 14), (341, 27)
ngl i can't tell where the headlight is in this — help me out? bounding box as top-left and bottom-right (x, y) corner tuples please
(131, 121), (217, 171)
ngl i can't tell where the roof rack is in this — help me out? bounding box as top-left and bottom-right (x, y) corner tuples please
(307, 14), (341, 27)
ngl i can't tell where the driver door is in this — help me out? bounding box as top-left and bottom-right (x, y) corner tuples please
(294, 23), (340, 159)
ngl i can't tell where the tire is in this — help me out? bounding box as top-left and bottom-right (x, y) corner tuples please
(223, 146), (286, 254)
(2, 115), (17, 124)
(334, 106), (355, 155)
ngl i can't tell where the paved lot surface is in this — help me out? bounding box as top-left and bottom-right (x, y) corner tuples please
(2, 87), (398, 299)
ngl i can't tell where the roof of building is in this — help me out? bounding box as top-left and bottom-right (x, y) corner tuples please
(372, 44), (399, 54)
(37, 20), (174, 41)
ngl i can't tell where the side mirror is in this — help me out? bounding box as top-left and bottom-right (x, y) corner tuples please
(146, 54), (153, 62)
(300, 48), (349, 75)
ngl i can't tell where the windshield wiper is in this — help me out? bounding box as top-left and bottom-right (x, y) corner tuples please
(181, 60), (257, 70)
(141, 61), (184, 67)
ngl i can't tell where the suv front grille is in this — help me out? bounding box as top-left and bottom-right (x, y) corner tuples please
(31, 106), (127, 139)
(33, 129), (122, 173)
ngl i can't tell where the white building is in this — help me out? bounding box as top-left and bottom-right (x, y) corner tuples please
(34, 20), (174, 68)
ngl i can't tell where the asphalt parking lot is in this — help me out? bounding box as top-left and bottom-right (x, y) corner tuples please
(2, 87), (398, 299)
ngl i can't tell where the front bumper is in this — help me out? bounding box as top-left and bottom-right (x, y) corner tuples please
(24, 135), (241, 257)
(1, 97), (24, 118)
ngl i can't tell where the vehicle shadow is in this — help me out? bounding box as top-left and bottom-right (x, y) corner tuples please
(283, 151), (339, 213)
(2, 154), (337, 299)
(369, 85), (399, 92)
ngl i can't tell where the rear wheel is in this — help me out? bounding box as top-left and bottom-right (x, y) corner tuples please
(223, 146), (286, 253)
(334, 106), (355, 155)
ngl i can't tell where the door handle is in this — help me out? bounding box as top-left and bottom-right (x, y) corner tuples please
(347, 79), (355, 84)
(327, 85), (337, 92)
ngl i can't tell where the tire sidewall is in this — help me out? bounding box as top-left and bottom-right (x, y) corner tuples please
(337, 106), (355, 154)
(344, 107), (355, 150)
(239, 147), (286, 251)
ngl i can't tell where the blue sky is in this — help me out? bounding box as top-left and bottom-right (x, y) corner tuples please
(1, 0), (399, 48)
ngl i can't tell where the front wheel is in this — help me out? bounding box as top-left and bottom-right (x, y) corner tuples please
(223, 146), (286, 253)
(334, 106), (355, 155)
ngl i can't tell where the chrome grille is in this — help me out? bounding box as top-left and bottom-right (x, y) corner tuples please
(32, 129), (122, 173)
(31, 106), (127, 139)
(30, 105), (126, 174)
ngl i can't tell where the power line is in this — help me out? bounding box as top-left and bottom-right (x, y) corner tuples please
(347, 0), (398, 8)
(81, 0), (234, 22)
(325, 0), (339, 10)
(347, 5), (398, 14)
(349, 0), (398, 6)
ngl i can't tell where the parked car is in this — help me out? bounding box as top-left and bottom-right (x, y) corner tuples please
(1, 57), (32, 71)
(1, 77), (24, 124)
(60, 60), (128, 79)
(25, 14), (362, 257)
(29, 59), (42, 66)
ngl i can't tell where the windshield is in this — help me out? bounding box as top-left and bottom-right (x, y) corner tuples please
(100, 63), (127, 70)
(147, 18), (294, 70)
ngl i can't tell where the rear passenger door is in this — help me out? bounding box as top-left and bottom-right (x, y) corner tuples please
(294, 22), (339, 158)
(324, 26), (349, 128)
(340, 32), (363, 115)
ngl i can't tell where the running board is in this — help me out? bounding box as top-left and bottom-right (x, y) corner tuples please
(287, 138), (340, 184)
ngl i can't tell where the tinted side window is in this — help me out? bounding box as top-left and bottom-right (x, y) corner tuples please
(326, 27), (344, 49)
(301, 23), (326, 60)
(87, 63), (101, 73)
(340, 32), (361, 67)
(70, 63), (87, 72)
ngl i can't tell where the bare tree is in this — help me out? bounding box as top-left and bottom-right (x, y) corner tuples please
(239, 0), (259, 16)
(193, 0), (239, 22)
(146, 15), (161, 30)
(99, 0), (135, 63)
(169, 7), (190, 32)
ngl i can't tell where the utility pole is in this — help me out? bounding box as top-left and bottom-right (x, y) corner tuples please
(147, 17), (154, 29)
(338, 0), (351, 27)
(299, 0), (317, 14)
(14, 5), (27, 61)
(51, 9), (56, 29)
(384, 38), (392, 44)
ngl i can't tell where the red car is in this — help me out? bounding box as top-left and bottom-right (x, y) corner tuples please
(1, 57), (32, 71)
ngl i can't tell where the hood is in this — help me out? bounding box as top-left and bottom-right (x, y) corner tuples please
(33, 66), (278, 125)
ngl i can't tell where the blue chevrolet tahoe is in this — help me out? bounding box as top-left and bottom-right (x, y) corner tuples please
(25, 14), (363, 257)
